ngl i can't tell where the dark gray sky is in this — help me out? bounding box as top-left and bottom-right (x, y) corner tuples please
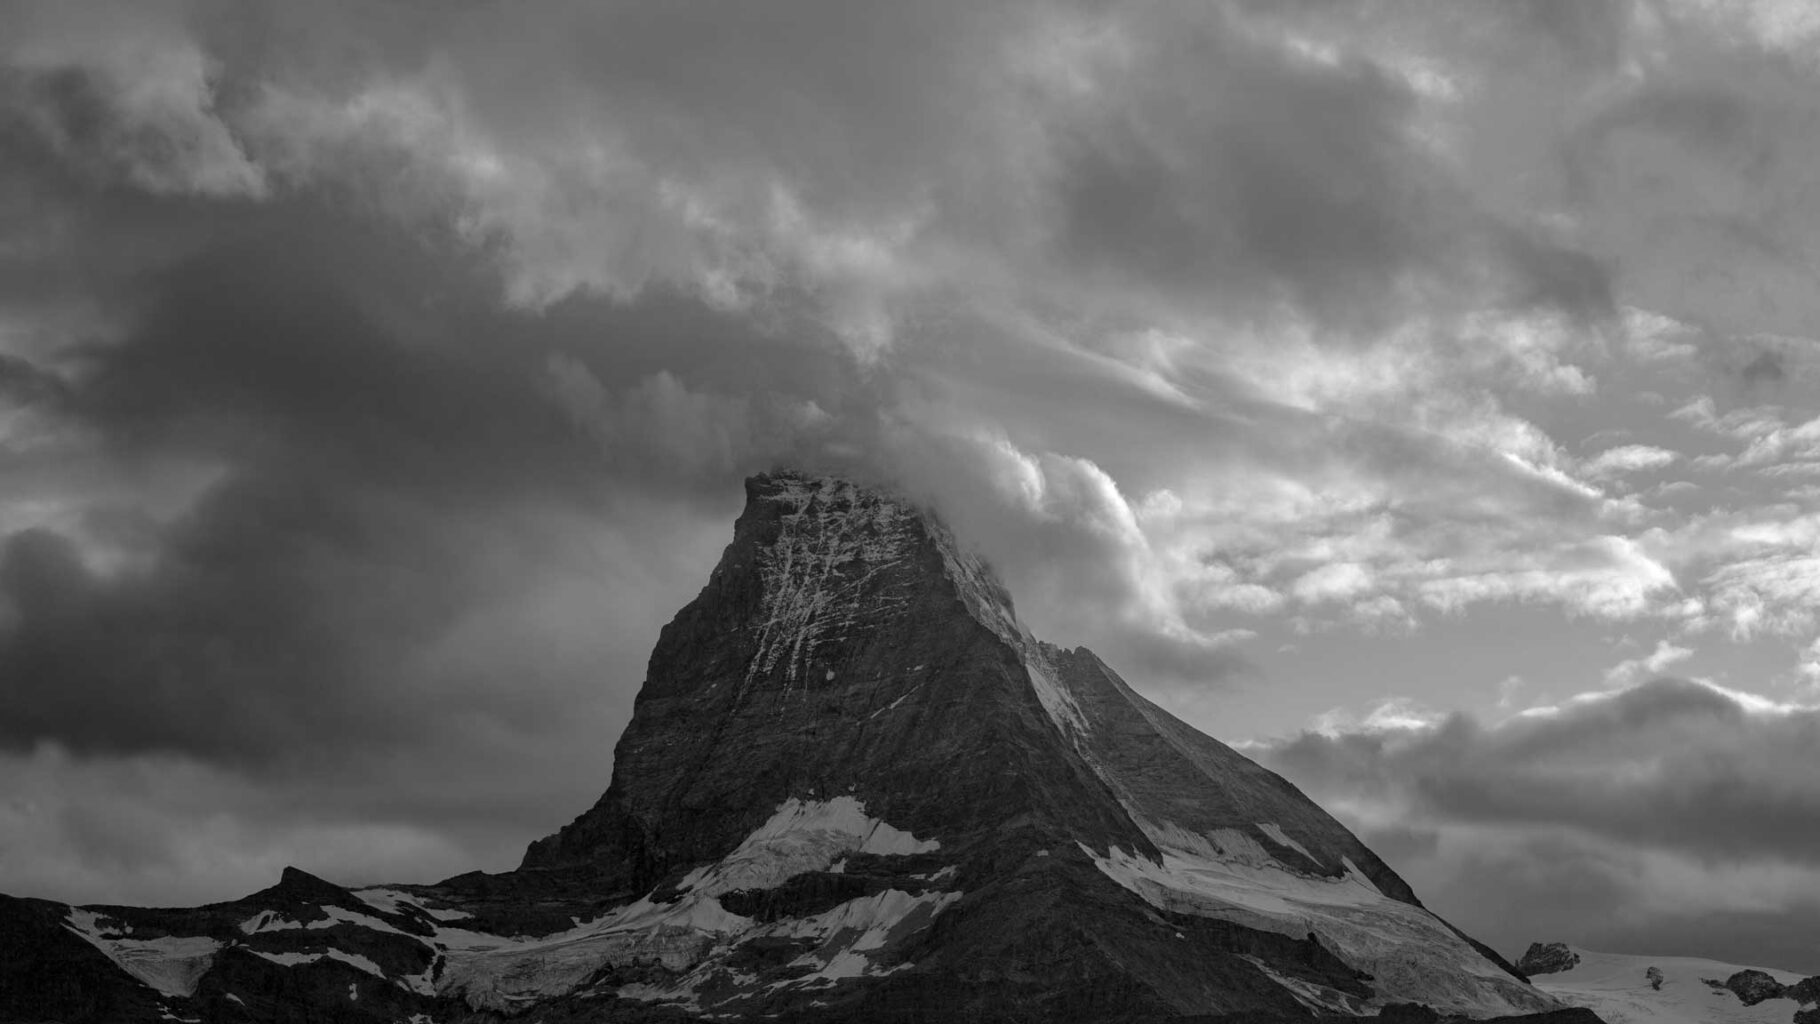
(4, 0), (1820, 971)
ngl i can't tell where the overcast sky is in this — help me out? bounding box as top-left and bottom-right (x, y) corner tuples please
(4, 0), (1820, 971)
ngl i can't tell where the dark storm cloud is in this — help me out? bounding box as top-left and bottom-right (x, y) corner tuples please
(0, 177), (810, 894)
(0, 199), (855, 767)
(1252, 678), (1820, 965)
(1265, 678), (1820, 863)
(1036, 3), (1614, 330)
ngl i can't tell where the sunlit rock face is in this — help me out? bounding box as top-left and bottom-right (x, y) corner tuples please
(1, 472), (1563, 1023)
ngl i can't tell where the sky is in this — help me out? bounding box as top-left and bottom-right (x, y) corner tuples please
(4, 0), (1820, 971)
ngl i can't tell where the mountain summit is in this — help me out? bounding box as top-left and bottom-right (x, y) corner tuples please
(2, 472), (1570, 1023)
(513, 471), (1553, 1020)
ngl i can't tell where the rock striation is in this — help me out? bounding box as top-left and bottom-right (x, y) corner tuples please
(0, 471), (1580, 1023)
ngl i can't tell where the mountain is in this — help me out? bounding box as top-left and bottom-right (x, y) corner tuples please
(1519, 944), (1820, 1024)
(1, 471), (1584, 1023)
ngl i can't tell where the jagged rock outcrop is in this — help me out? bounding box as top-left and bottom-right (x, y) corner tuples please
(0, 471), (1580, 1023)
(1517, 943), (1580, 977)
(1788, 975), (1820, 1006)
(1724, 968), (1788, 1006)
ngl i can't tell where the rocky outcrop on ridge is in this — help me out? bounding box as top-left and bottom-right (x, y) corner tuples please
(1788, 975), (1820, 1006)
(1516, 943), (1580, 977)
(1724, 968), (1790, 1006)
(0, 471), (1588, 1023)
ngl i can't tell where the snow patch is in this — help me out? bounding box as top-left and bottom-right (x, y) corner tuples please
(239, 903), (410, 936)
(1534, 947), (1807, 1024)
(1256, 822), (1319, 866)
(63, 909), (220, 998)
(1240, 954), (1370, 1016)
(436, 894), (749, 1010)
(238, 910), (297, 934)
(347, 883), (422, 916)
(681, 796), (940, 896)
(762, 889), (961, 991)
(773, 889), (957, 952)
(1340, 856), (1385, 896)
(1024, 644), (1090, 738)
(246, 948), (387, 979)
(438, 798), (957, 1013)
(1138, 818), (1275, 866)
(313, 904), (412, 936)
(1079, 835), (1557, 1017)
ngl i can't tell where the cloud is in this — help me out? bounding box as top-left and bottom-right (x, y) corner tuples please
(0, 742), (476, 907)
(1, 3), (265, 198)
(1254, 677), (1820, 967)
(1, 0), (1819, 925)
(1603, 638), (1693, 684)
(1581, 444), (1680, 479)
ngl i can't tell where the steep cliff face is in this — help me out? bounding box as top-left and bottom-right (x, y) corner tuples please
(520, 472), (1148, 888)
(1, 472), (1568, 1023)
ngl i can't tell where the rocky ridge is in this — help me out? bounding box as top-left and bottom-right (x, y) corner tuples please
(1517, 944), (1582, 977)
(3, 472), (1586, 1023)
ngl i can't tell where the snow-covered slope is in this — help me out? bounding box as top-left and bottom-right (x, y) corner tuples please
(1534, 947), (1811, 1024)
(436, 795), (957, 1013)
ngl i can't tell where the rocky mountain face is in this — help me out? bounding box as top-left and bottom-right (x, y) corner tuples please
(2, 472), (1582, 1023)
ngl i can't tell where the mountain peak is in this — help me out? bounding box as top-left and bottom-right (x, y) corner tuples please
(260, 865), (349, 902)
(510, 470), (1555, 1018)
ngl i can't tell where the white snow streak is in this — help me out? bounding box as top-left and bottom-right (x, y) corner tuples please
(766, 889), (961, 986)
(237, 904), (410, 937)
(356, 886), (471, 921)
(1079, 821), (1557, 1018)
(746, 477), (916, 693)
(680, 796), (940, 896)
(1256, 822), (1319, 865)
(246, 948), (387, 979)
